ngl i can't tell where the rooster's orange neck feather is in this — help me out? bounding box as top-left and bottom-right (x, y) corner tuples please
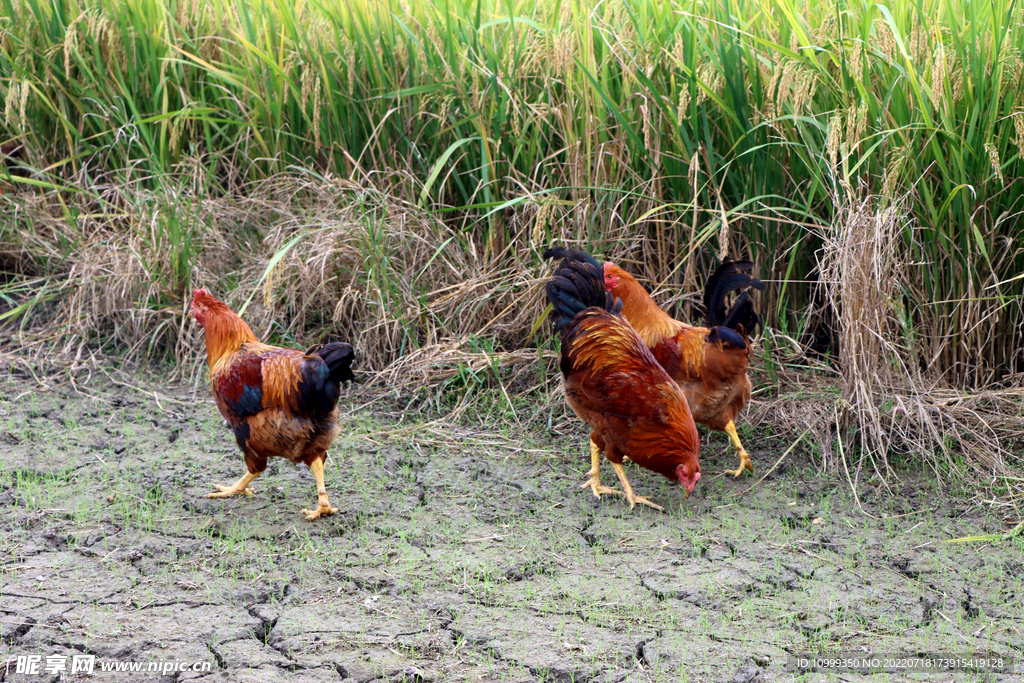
(614, 275), (684, 345)
(202, 309), (258, 369)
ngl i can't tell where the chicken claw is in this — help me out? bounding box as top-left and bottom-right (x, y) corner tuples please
(625, 493), (665, 511)
(723, 421), (754, 478)
(303, 458), (338, 521)
(581, 476), (625, 499)
(302, 502), (339, 521)
(581, 440), (624, 499)
(723, 454), (753, 478)
(610, 462), (664, 512)
(206, 472), (260, 498)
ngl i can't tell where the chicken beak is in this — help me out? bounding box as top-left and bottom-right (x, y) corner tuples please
(684, 488), (691, 500)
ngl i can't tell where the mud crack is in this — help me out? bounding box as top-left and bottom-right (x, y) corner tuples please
(889, 556), (920, 579)
(578, 518), (598, 548)
(207, 642), (227, 670)
(1, 614), (35, 645)
(247, 605), (279, 644)
(137, 599), (221, 610)
(634, 638), (650, 668)
(2, 590), (126, 606)
(43, 638), (103, 657)
(524, 664), (606, 683)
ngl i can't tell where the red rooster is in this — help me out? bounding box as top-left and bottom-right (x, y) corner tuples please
(191, 288), (355, 520)
(603, 258), (764, 477)
(545, 247), (701, 510)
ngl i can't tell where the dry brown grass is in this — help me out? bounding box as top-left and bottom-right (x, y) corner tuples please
(816, 194), (1024, 496)
(0, 175), (563, 388)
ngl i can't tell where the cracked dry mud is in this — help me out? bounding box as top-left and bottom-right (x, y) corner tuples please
(1, 373), (1022, 682)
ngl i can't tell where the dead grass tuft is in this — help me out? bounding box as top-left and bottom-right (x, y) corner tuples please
(1, 174), (554, 391)
(816, 194), (1023, 492)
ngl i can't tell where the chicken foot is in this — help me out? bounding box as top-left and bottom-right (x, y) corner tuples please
(609, 462), (664, 511)
(723, 421), (754, 478)
(302, 457), (339, 521)
(580, 440), (624, 500)
(207, 471), (260, 498)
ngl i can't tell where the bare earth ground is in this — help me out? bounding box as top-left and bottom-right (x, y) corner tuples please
(1, 371), (1022, 682)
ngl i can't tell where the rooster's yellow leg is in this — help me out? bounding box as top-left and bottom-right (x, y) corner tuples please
(302, 458), (339, 521)
(207, 471), (260, 498)
(723, 420), (754, 478)
(580, 440), (624, 499)
(609, 462), (664, 512)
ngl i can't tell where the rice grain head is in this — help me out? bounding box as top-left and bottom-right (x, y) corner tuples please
(763, 60), (783, 119)
(672, 34), (686, 69)
(813, 12), (837, 45)
(558, 0), (572, 27)
(907, 23), (928, 64)
(1013, 110), (1024, 161)
(313, 75), (322, 150)
(510, 102), (521, 139)
(470, 70), (482, 111)
(301, 63), (314, 111)
(677, 87), (690, 125)
(930, 46), (946, 108)
(826, 112), (841, 169)
(696, 62), (719, 106)
(394, 34), (409, 75)
(641, 101), (652, 151)
(872, 19), (897, 63)
(169, 117), (181, 157)
(343, 36), (356, 92)
(985, 142), (1004, 186)
(264, 260), (279, 310)
(63, 13), (81, 78)
(439, 94), (453, 124)
(426, 21), (441, 56)
(718, 209), (731, 260)
(881, 145), (908, 198)
(18, 79), (28, 128)
(552, 30), (576, 77)
(308, 17), (330, 53)
(4, 80), (18, 128)
(175, 0), (195, 30)
(522, 34), (546, 77)
(687, 146), (700, 188)
(86, 11), (107, 52)
(749, 105), (763, 127)
(793, 69), (817, 113)
(999, 51), (1023, 95)
(849, 41), (863, 78)
(200, 31), (221, 65)
(951, 61), (964, 102)
(776, 61), (797, 113)
(531, 201), (551, 247)
(845, 101), (868, 151)
(613, 21), (637, 69)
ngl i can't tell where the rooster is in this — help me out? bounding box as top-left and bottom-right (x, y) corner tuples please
(603, 258), (764, 477)
(545, 247), (701, 511)
(191, 288), (355, 520)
